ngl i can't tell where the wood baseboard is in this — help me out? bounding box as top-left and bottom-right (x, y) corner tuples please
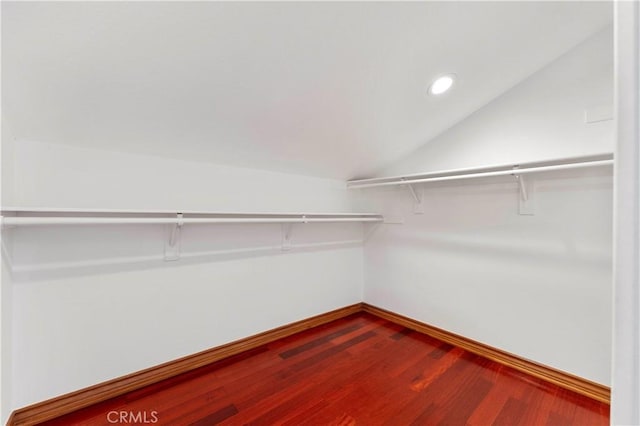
(9, 301), (610, 425)
(7, 303), (363, 426)
(361, 303), (611, 404)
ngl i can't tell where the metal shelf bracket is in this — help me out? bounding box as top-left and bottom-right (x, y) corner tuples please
(164, 213), (184, 261)
(403, 179), (424, 214)
(169, 213), (184, 247)
(282, 223), (294, 251)
(512, 168), (534, 215)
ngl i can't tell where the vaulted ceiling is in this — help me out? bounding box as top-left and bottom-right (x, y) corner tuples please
(2, 1), (612, 180)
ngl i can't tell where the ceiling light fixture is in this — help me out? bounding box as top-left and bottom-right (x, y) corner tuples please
(428, 74), (456, 96)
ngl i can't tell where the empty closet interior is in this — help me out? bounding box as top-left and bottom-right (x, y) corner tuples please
(0, 1), (617, 423)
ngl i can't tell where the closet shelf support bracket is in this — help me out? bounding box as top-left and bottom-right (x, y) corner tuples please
(282, 223), (294, 251)
(403, 179), (424, 214)
(512, 168), (535, 215)
(164, 213), (184, 261)
(169, 213), (184, 247)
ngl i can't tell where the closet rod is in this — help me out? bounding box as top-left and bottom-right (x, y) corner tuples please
(348, 158), (613, 189)
(1, 216), (384, 227)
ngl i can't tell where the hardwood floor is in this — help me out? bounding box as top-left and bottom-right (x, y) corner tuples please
(41, 313), (609, 425)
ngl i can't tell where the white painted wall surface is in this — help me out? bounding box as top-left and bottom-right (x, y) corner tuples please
(3, 142), (365, 408)
(1, 115), (16, 423)
(1, 255), (12, 424)
(10, 237), (363, 408)
(5, 140), (355, 213)
(363, 170), (612, 384)
(1, 117), (15, 208)
(360, 28), (614, 385)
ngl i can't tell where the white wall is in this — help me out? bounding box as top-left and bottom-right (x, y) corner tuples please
(360, 28), (614, 385)
(1, 255), (12, 425)
(3, 142), (365, 409)
(5, 140), (355, 213)
(1, 117), (15, 208)
(1, 115), (16, 424)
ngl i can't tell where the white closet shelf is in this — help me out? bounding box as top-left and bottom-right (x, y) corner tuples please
(0, 207), (383, 216)
(347, 153), (614, 189)
(0, 209), (384, 227)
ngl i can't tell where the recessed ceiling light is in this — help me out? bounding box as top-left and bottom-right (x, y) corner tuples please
(428, 74), (456, 96)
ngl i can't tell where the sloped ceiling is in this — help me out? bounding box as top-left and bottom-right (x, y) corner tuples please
(2, 1), (612, 180)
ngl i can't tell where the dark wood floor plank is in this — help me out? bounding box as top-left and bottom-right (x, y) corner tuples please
(224, 329), (395, 424)
(429, 341), (455, 359)
(330, 315), (387, 345)
(40, 312), (609, 426)
(392, 352), (489, 424)
(188, 404), (238, 426)
(390, 327), (414, 340)
(382, 335), (444, 378)
(288, 330), (376, 373)
(266, 314), (364, 352)
(279, 384), (353, 426)
(224, 349), (354, 413)
(216, 330), (378, 420)
(548, 410), (574, 426)
(408, 403), (439, 426)
(492, 396), (528, 425)
(468, 386), (516, 426)
(245, 318), (422, 425)
(438, 376), (493, 425)
(278, 323), (362, 358)
(408, 346), (466, 392)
